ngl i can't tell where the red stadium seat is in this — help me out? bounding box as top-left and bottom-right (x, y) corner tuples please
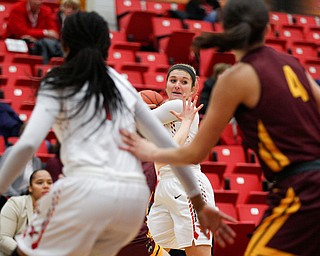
(152, 16), (183, 50)
(304, 58), (320, 79)
(213, 22), (223, 32)
(278, 24), (305, 46)
(205, 173), (221, 190)
(107, 49), (136, 71)
(216, 202), (238, 220)
(34, 64), (54, 77)
(119, 62), (149, 74)
(305, 27), (320, 44)
(224, 173), (263, 204)
(199, 48), (236, 77)
(110, 30), (142, 52)
(145, 1), (181, 16)
(17, 109), (33, 122)
(0, 135), (6, 155)
(290, 41), (318, 63)
(143, 72), (167, 92)
(237, 204), (268, 226)
(119, 70), (145, 91)
(2, 86), (37, 111)
(219, 122), (243, 145)
(0, 39), (16, 63)
(200, 161), (227, 184)
(8, 137), (54, 162)
(115, 0), (143, 26)
(213, 222), (255, 256)
(159, 30), (196, 64)
(152, 16), (183, 39)
(0, 63), (32, 76)
(12, 54), (43, 76)
(136, 51), (169, 73)
(184, 19), (214, 33)
(292, 14), (319, 28)
(246, 191), (269, 205)
(0, 63), (33, 87)
(269, 11), (292, 31)
(0, 2), (13, 39)
(210, 145), (262, 176)
(214, 189), (238, 205)
(265, 38), (288, 52)
(120, 11), (157, 49)
(0, 98), (11, 106)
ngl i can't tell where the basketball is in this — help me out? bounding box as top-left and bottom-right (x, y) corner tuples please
(139, 90), (164, 109)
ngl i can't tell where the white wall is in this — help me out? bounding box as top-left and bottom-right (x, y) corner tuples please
(86, 0), (118, 30)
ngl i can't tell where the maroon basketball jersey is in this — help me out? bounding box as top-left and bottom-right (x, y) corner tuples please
(235, 46), (320, 181)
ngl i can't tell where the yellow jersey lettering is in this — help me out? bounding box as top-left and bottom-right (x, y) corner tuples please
(258, 120), (290, 172)
(283, 65), (309, 102)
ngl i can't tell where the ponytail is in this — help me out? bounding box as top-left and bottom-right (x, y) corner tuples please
(193, 22), (252, 52)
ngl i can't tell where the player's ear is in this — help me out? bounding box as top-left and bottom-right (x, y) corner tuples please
(28, 186), (32, 195)
(264, 23), (271, 37)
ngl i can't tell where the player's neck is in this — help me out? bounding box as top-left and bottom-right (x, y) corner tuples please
(233, 42), (264, 61)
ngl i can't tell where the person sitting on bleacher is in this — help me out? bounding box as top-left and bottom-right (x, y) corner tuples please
(0, 169), (52, 256)
(186, 0), (221, 23)
(54, 0), (81, 38)
(4, 0), (62, 64)
(0, 122), (42, 197)
(0, 90), (23, 147)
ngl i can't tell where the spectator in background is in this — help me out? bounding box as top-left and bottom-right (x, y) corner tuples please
(54, 0), (81, 37)
(0, 122), (42, 197)
(186, 0), (221, 23)
(0, 90), (23, 146)
(44, 141), (63, 182)
(199, 63), (231, 115)
(5, 0), (62, 64)
(0, 169), (52, 256)
(5, 0), (59, 43)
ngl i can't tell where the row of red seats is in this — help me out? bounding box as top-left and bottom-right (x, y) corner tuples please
(0, 46), (236, 110)
(217, 202), (267, 226)
(114, 0), (320, 79)
(270, 11), (320, 30)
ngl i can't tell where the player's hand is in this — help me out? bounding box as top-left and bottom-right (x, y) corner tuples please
(170, 95), (203, 122)
(119, 129), (157, 162)
(197, 204), (237, 248)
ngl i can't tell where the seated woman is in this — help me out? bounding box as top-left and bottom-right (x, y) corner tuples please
(0, 169), (53, 256)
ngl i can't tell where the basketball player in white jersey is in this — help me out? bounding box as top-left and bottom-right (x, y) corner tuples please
(148, 64), (215, 256)
(0, 12), (236, 256)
